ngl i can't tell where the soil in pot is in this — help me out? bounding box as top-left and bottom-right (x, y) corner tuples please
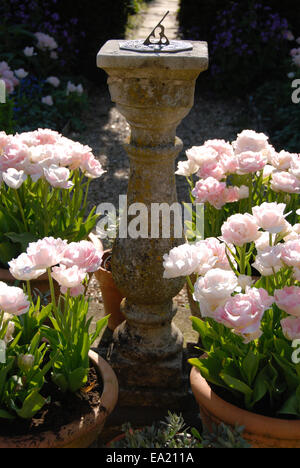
(0, 350), (118, 448)
(0, 366), (103, 438)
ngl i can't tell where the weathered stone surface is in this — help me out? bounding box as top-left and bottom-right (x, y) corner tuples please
(97, 40), (208, 406)
(97, 40), (208, 72)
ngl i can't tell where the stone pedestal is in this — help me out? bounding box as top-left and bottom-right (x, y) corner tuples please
(97, 40), (208, 406)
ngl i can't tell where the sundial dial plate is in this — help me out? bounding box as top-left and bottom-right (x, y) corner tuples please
(119, 39), (193, 54)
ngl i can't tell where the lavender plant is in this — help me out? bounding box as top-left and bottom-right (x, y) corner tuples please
(253, 32), (300, 152)
(0, 0), (83, 72)
(180, 1), (291, 95)
(0, 1), (87, 133)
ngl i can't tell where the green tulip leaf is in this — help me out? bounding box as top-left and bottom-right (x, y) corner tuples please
(52, 372), (68, 393)
(5, 232), (38, 251)
(0, 409), (15, 420)
(242, 349), (260, 386)
(15, 390), (49, 419)
(68, 367), (88, 393)
(277, 392), (300, 417)
(189, 356), (227, 388)
(220, 372), (253, 397)
(0, 241), (19, 265)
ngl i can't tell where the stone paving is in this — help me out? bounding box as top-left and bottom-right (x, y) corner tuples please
(135, 0), (180, 40)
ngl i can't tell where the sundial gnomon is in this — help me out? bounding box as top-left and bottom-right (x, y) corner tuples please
(119, 11), (193, 53)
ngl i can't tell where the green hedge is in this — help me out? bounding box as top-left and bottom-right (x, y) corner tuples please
(56, 0), (154, 82)
(178, 0), (300, 151)
(55, 0), (142, 82)
(178, 1), (293, 95)
(178, 0), (226, 43)
(1, 0), (151, 83)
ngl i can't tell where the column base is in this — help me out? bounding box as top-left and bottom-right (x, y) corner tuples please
(107, 349), (183, 391)
(115, 384), (189, 409)
(95, 344), (202, 446)
(104, 345), (197, 407)
(103, 342), (200, 408)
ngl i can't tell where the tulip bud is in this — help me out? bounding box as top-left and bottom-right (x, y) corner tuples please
(18, 354), (35, 372)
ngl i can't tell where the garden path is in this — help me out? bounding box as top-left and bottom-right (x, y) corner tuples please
(78, 0), (250, 346)
(134, 0), (180, 40)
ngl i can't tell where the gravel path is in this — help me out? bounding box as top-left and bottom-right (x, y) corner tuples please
(76, 83), (247, 211)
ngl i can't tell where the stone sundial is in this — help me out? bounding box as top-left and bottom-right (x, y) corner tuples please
(97, 25), (208, 407)
(119, 11), (193, 53)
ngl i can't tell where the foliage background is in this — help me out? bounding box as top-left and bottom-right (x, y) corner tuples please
(0, 0), (152, 133)
(178, 0), (300, 152)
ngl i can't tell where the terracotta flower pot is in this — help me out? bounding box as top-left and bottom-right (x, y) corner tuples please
(89, 234), (125, 331)
(0, 350), (119, 448)
(190, 366), (300, 448)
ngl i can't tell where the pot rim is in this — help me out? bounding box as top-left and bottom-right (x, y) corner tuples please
(0, 350), (119, 448)
(190, 365), (300, 439)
